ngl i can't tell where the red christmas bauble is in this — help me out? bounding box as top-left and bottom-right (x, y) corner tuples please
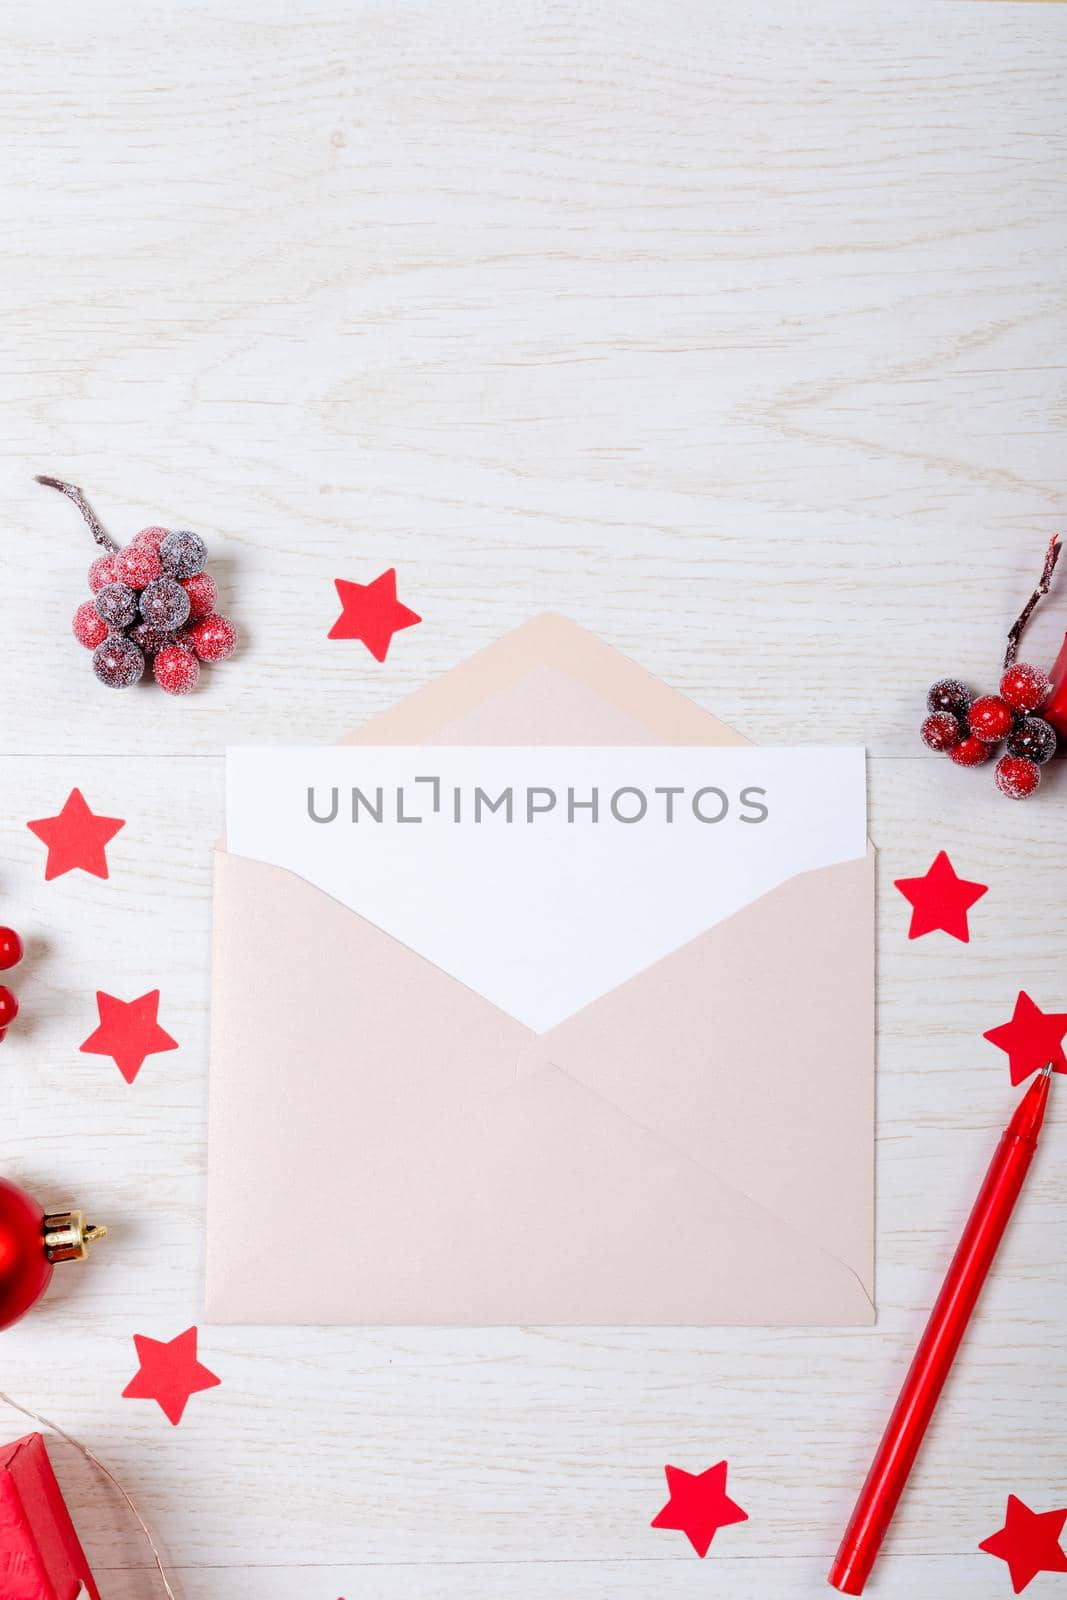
(0, 1178), (52, 1331)
(0, 1179), (107, 1330)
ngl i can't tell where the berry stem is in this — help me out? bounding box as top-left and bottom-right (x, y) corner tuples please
(35, 475), (119, 552)
(1004, 534), (1062, 669)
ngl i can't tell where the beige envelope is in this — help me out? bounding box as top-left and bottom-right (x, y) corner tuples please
(205, 615), (875, 1325)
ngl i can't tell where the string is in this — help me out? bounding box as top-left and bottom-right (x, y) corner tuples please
(1004, 535), (1062, 669)
(0, 1389), (177, 1599)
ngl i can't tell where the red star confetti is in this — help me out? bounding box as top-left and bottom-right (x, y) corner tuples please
(979, 1495), (1067, 1593)
(26, 788), (125, 881)
(984, 991), (1067, 1086)
(650, 1461), (748, 1558)
(122, 1327), (221, 1425)
(893, 850), (988, 942)
(80, 990), (178, 1084)
(327, 568), (421, 661)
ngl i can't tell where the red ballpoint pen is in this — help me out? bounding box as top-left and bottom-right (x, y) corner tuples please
(829, 1063), (1053, 1595)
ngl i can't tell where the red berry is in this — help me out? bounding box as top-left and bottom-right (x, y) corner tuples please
(132, 526), (170, 552)
(926, 677), (971, 715)
(129, 621), (171, 656)
(995, 754), (1041, 799)
(139, 578), (191, 630)
(0, 987), (19, 1028)
(967, 695), (1013, 744)
(0, 1029), (6, 1045)
(921, 712), (961, 753)
(950, 735), (992, 767)
(94, 582), (138, 629)
(160, 529), (207, 578)
(92, 635), (145, 689)
(0, 929), (22, 971)
(153, 644), (201, 695)
(1000, 662), (1052, 714)
(1006, 716), (1057, 764)
(191, 613), (237, 663)
(88, 554), (119, 593)
(115, 543), (163, 588)
(73, 600), (108, 649)
(181, 571), (218, 622)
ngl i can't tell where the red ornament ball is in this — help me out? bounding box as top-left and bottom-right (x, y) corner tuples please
(921, 712), (961, 753)
(1000, 661), (1052, 714)
(153, 644), (201, 695)
(181, 571), (218, 622)
(191, 612), (238, 663)
(72, 600), (108, 650)
(0, 987), (18, 1028)
(0, 1178), (52, 1330)
(88, 554), (119, 593)
(995, 754), (1041, 800)
(0, 928), (22, 971)
(115, 543), (163, 589)
(968, 695), (1013, 744)
(926, 677), (971, 716)
(131, 526), (170, 552)
(950, 735), (992, 767)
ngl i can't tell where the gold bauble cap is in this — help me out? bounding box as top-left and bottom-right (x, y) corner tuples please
(43, 1210), (108, 1265)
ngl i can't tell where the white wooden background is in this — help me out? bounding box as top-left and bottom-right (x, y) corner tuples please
(1, 2), (1065, 1595)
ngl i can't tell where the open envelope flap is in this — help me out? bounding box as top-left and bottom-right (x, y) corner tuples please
(343, 614), (751, 749)
(207, 851), (873, 1326)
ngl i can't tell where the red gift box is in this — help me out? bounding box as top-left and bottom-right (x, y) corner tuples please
(0, 1433), (99, 1600)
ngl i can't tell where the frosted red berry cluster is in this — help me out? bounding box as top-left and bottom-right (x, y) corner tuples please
(72, 526), (237, 695)
(921, 664), (1056, 799)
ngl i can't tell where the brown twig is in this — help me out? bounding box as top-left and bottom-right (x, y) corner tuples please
(1004, 535), (1062, 669)
(35, 475), (118, 552)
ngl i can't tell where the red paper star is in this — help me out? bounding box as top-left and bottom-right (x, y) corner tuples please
(893, 850), (988, 942)
(327, 569), (421, 661)
(122, 1327), (221, 1425)
(980, 1495), (1067, 1593)
(650, 1461), (748, 1558)
(80, 990), (179, 1084)
(26, 788), (125, 881)
(984, 991), (1067, 1085)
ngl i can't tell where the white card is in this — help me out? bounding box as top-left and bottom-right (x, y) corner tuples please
(226, 746), (866, 1032)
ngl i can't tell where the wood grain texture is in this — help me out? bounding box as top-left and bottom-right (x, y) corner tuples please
(1, 2), (1065, 1595)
